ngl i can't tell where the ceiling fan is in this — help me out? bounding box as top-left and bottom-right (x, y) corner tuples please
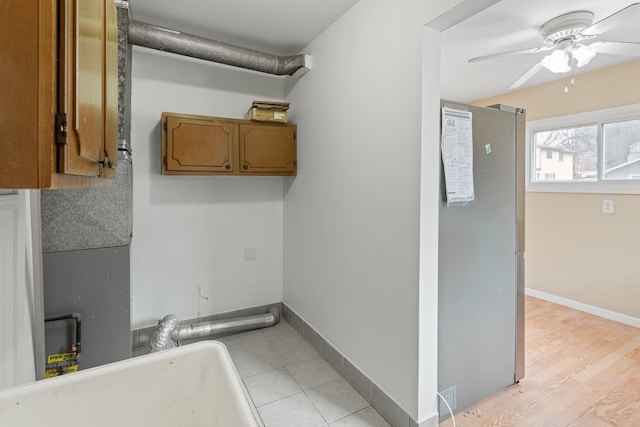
(469, 3), (640, 90)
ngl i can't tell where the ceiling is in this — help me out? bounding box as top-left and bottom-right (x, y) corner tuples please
(128, 0), (639, 102)
(128, 0), (360, 56)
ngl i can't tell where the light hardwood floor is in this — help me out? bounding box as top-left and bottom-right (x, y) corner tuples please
(440, 296), (640, 426)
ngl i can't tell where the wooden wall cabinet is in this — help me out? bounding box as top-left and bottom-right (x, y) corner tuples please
(0, 0), (118, 189)
(162, 113), (297, 176)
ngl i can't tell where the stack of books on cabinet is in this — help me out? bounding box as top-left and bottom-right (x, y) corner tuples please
(244, 101), (290, 123)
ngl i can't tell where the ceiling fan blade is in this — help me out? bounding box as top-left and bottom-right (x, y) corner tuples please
(581, 3), (640, 37)
(591, 41), (640, 56)
(508, 62), (544, 90)
(468, 45), (552, 63)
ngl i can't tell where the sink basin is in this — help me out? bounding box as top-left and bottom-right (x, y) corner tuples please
(0, 341), (262, 426)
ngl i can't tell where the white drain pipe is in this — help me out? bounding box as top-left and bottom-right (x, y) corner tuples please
(148, 307), (280, 352)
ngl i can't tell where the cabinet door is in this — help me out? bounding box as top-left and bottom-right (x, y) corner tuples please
(238, 124), (297, 175)
(163, 116), (235, 174)
(0, 0), (51, 188)
(58, 0), (117, 177)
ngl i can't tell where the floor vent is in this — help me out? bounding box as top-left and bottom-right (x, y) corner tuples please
(439, 385), (457, 416)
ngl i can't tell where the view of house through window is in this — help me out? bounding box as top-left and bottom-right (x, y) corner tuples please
(533, 125), (597, 181)
(532, 118), (640, 182)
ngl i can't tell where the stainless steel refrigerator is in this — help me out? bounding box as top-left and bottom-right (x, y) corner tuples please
(438, 101), (525, 420)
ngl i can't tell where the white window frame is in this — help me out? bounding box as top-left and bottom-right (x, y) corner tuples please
(526, 103), (640, 194)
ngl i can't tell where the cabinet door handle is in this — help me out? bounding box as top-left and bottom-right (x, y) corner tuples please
(243, 164), (249, 170)
(99, 157), (113, 168)
(225, 164), (231, 170)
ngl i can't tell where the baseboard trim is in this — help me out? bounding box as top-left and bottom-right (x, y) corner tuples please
(416, 411), (439, 427)
(281, 302), (423, 427)
(526, 288), (640, 328)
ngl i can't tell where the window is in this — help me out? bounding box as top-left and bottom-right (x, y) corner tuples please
(603, 119), (640, 180)
(532, 125), (596, 182)
(527, 104), (640, 194)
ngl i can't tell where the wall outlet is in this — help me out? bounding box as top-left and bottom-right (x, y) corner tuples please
(244, 248), (257, 261)
(602, 200), (614, 214)
(439, 385), (457, 416)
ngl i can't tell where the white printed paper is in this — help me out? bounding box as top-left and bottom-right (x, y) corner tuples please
(441, 107), (474, 206)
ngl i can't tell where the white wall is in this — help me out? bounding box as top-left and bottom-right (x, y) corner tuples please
(129, 1), (485, 423)
(282, 0), (461, 423)
(419, 27), (443, 424)
(130, 48), (288, 328)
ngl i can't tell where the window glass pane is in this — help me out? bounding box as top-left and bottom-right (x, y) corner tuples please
(532, 126), (597, 181)
(603, 118), (640, 180)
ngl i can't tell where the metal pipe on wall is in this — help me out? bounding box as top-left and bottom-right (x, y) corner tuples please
(148, 307), (281, 352)
(128, 20), (310, 77)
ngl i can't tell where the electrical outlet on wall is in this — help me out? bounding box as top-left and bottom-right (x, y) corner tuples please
(602, 200), (614, 214)
(244, 248), (257, 261)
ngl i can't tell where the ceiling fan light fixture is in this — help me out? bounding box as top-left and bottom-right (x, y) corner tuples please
(541, 11), (594, 44)
(572, 44), (598, 67)
(469, 5), (640, 92)
(541, 49), (571, 73)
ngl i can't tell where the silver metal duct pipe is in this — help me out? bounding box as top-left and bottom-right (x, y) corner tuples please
(128, 20), (310, 77)
(148, 307), (281, 352)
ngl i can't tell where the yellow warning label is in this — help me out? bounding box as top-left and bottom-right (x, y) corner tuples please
(45, 364), (78, 378)
(47, 353), (75, 364)
(45, 369), (59, 378)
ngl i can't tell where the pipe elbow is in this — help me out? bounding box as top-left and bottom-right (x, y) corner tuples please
(148, 314), (180, 352)
(268, 307), (281, 325)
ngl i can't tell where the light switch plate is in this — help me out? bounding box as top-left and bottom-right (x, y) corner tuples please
(602, 200), (614, 214)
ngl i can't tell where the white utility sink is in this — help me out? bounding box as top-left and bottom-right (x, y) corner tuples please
(0, 341), (262, 426)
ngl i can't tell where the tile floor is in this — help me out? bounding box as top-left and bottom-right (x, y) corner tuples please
(215, 318), (391, 427)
